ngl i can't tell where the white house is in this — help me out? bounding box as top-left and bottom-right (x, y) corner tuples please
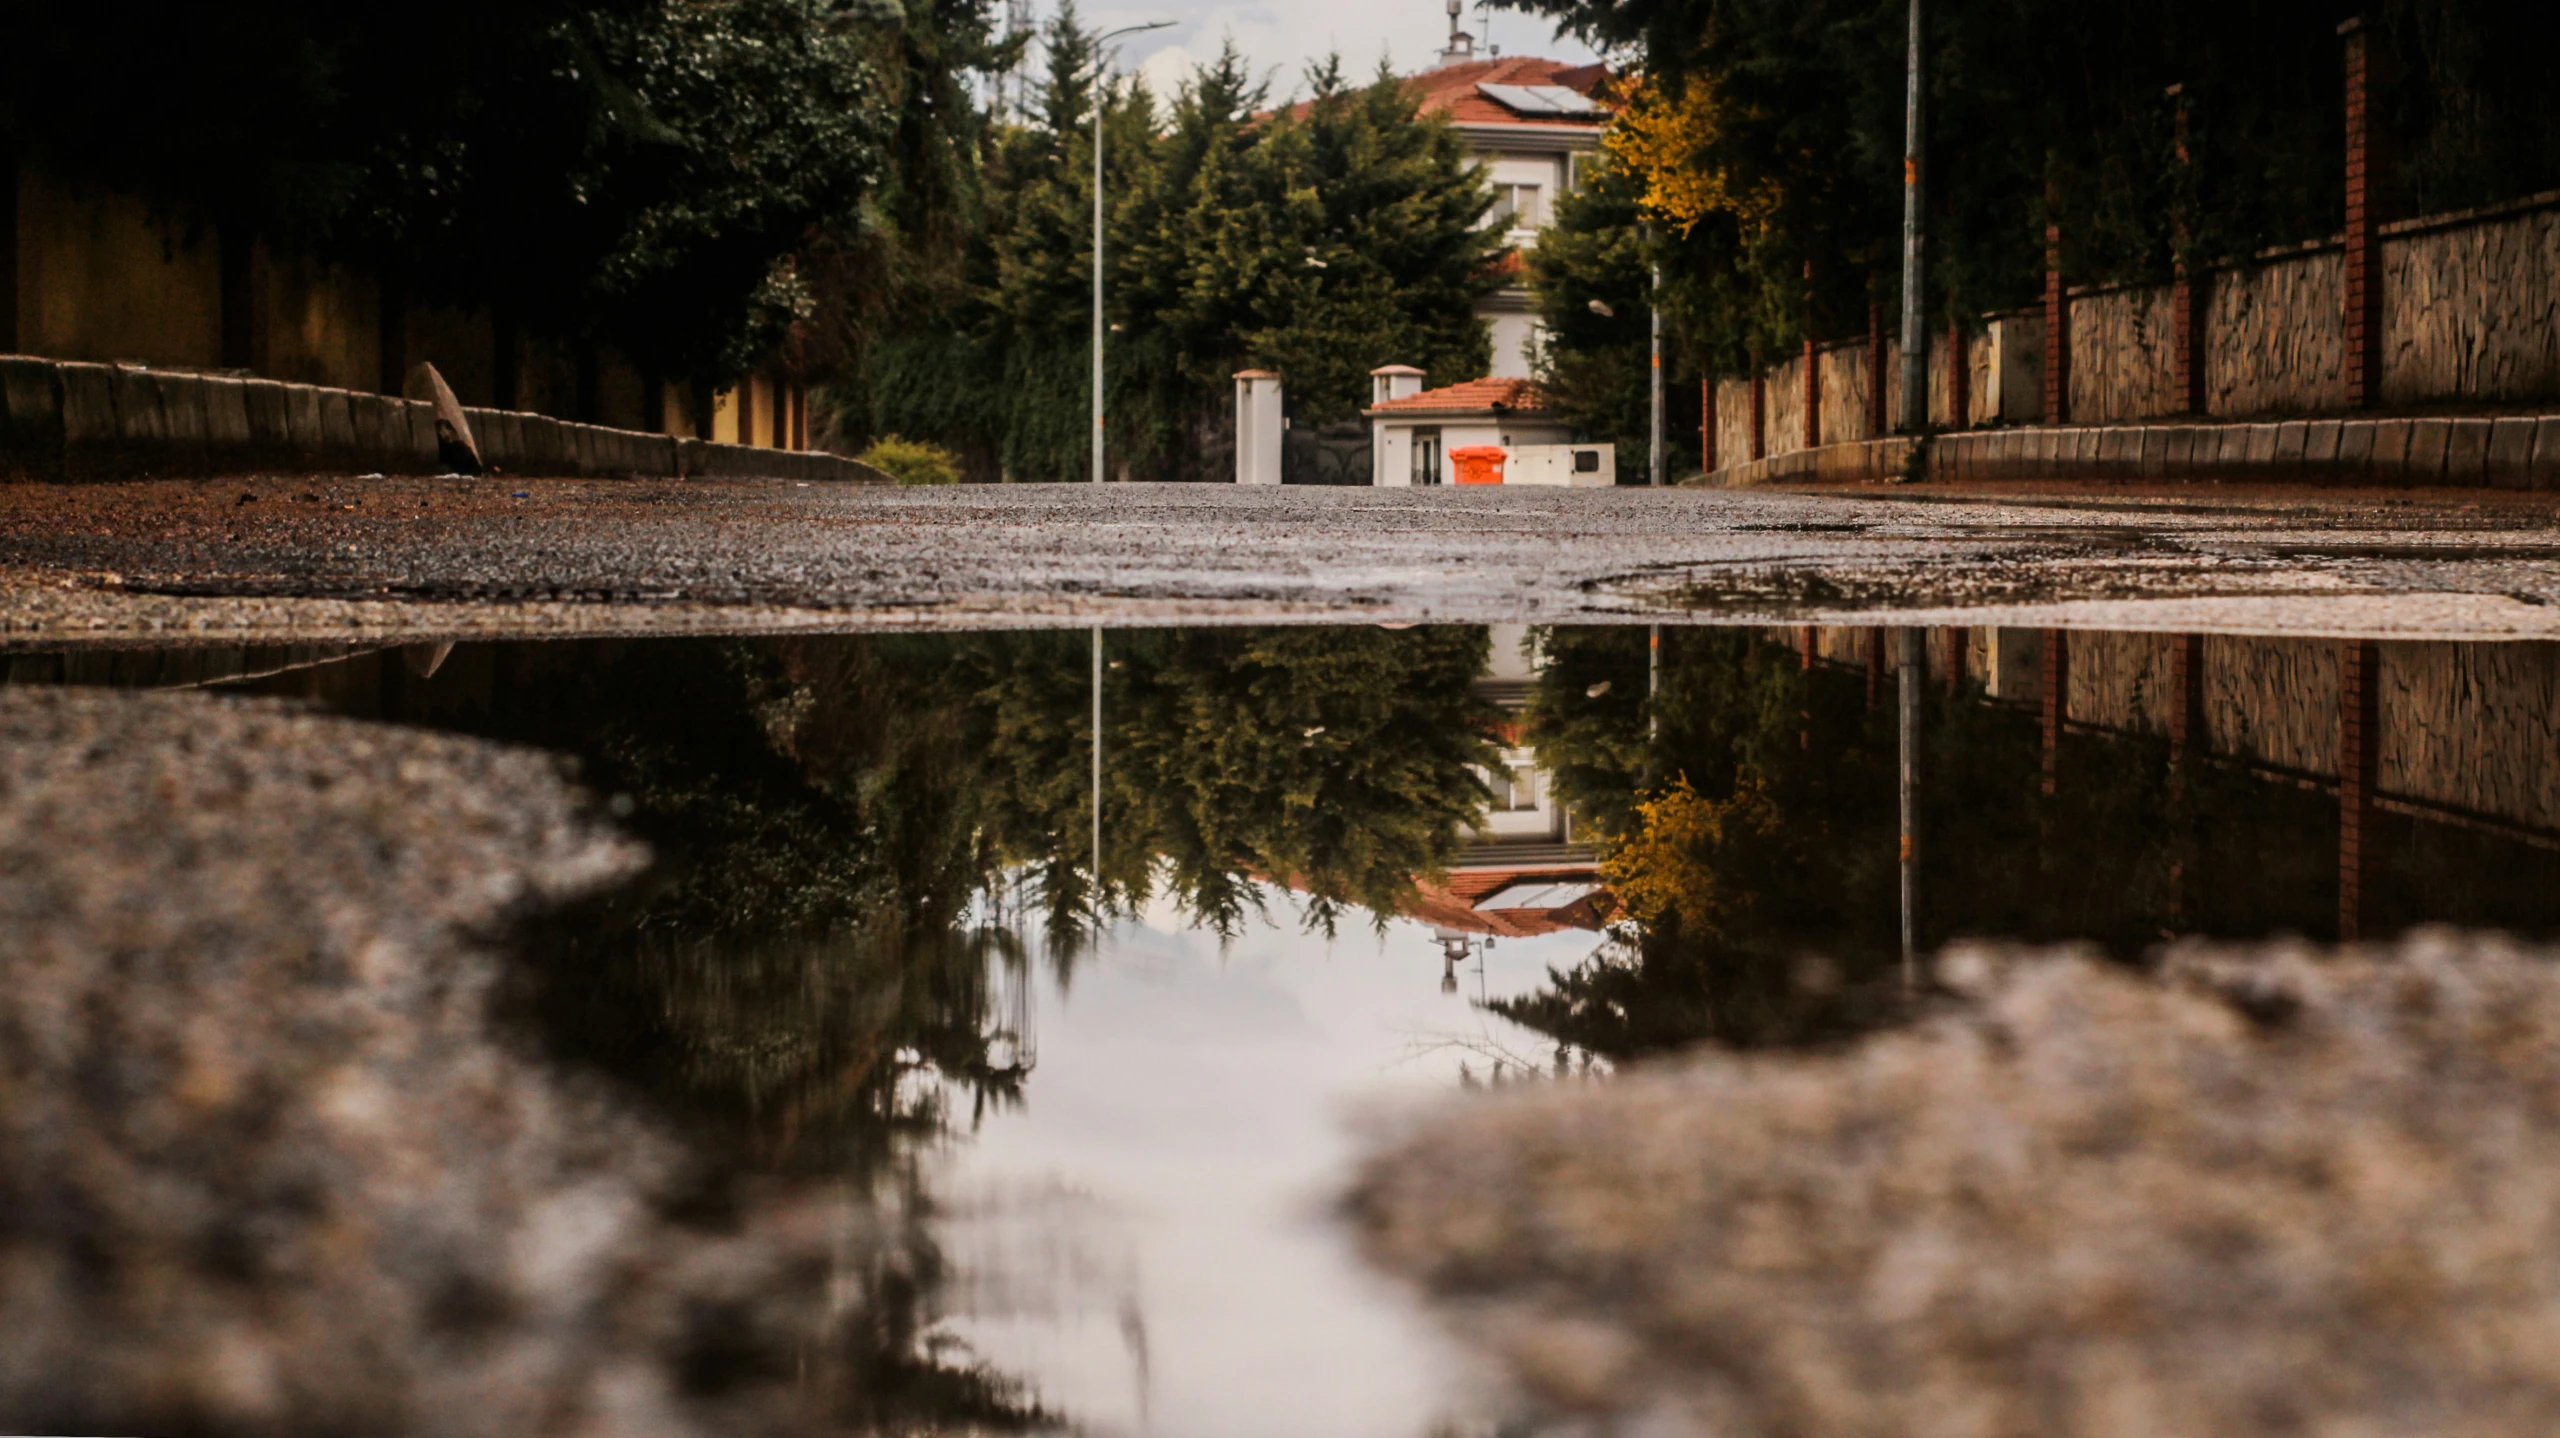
(1406, 29), (1611, 378)
(1365, 371), (1609, 486)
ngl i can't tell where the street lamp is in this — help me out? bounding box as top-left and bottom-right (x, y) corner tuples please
(1092, 19), (1173, 488)
(1086, 20), (1169, 936)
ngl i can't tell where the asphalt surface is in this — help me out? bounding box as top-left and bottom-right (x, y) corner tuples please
(9, 474), (2560, 646)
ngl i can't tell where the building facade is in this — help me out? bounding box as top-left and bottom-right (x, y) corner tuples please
(1405, 43), (1610, 379)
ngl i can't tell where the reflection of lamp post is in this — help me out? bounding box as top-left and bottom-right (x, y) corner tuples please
(1090, 20), (1173, 488)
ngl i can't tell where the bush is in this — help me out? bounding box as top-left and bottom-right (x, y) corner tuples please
(858, 436), (963, 486)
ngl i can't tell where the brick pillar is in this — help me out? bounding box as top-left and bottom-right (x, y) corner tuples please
(1946, 318), (1969, 431)
(1865, 628), (1886, 709)
(1867, 303), (1888, 438)
(2339, 637), (2380, 941)
(1803, 338), (1820, 450)
(2168, 632), (2206, 759)
(1750, 368), (1767, 461)
(2168, 84), (2206, 416)
(2341, 18), (2385, 411)
(1801, 627), (1817, 671)
(2041, 628), (2069, 795)
(1701, 377), (1717, 473)
(2043, 225), (2070, 427)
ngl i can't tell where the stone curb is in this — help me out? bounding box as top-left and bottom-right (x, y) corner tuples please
(1695, 415), (2560, 490)
(0, 355), (890, 485)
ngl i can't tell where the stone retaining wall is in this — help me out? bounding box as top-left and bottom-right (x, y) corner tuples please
(0, 355), (885, 484)
(1705, 412), (2560, 489)
(2383, 204), (2560, 408)
(2070, 285), (2179, 424)
(2206, 247), (2346, 417)
(1703, 193), (2560, 483)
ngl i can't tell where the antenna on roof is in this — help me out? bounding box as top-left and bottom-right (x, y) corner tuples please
(1437, 0), (1476, 68)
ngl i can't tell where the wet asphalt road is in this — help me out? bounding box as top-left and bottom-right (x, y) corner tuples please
(7, 474), (2560, 645)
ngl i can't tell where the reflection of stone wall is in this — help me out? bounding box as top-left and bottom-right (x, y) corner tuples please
(2067, 631), (2180, 736)
(2202, 637), (2339, 777)
(2070, 285), (2179, 424)
(1765, 353), (1808, 457)
(2205, 248), (2345, 418)
(2382, 207), (2560, 408)
(2380, 642), (2560, 831)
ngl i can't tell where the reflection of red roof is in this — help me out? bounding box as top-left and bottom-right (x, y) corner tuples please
(1365, 377), (1551, 417)
(1406, 868), (1612, 938)
(1411, 57), (1615, 128)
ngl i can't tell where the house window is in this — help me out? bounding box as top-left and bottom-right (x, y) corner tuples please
(1486, 762), (1540, 811)
(1491, 183), (1543, 231)
(1411, 428), (1443, 486)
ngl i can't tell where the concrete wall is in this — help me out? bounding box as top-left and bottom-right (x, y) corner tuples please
(263, 252), (380, 392)
(0, 354), (884, 484)
(14, 169), (221, 368)
(9, 164), (804, 451)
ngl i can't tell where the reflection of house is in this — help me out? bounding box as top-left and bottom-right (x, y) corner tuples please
(1404, 624), (1610, 945)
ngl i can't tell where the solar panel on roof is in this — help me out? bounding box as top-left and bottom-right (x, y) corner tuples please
(1475, 82), (1599, 117)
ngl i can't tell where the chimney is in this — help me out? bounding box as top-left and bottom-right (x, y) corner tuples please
(1436, 0), (1475, 67)
(1371, 364), (1427, 407)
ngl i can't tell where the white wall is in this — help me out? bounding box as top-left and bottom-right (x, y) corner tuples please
(1487, 312), (1542, 379)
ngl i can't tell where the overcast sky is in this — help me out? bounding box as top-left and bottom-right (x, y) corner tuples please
(1037, 0), (1607, 108)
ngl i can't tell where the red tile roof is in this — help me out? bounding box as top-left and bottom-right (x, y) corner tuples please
(1365, 376), (1552, 416)
(1278, 56), (1612, 129)
(1410, 57), (1614, 128)
(1404, 866), (1612, 938)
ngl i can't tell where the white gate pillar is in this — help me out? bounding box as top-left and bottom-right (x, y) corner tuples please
(1235, 369), (1283, 485)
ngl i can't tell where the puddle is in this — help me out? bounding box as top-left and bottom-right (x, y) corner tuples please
(7, 621), (2560, 1434)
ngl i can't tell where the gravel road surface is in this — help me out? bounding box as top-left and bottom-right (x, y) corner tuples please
(7, 475), (2560, 645)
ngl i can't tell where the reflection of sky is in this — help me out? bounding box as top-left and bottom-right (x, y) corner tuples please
(934, 885), (1601, 1435)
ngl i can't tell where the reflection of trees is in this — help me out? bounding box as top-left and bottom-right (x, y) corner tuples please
(937, 627), (1498, 942)
(1509, 628), (2560, 1061)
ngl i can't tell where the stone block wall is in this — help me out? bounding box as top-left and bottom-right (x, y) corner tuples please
(2070, 284), (2179, 424)
(2205, 246), (2346, 418)
(1764, 352), (1808, 458)
(2382, 204), (2560, 408)
(1817, 343), (1872, 447)
(1714, 377), (1755, 462)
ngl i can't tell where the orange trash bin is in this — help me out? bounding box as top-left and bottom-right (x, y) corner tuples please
(1449, 445), (1507, 485)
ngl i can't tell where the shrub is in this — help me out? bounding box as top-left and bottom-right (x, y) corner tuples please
(858, 435), (963, 486)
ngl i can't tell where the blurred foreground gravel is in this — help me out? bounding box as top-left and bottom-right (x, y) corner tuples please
(1348, 936), (2560, 1438)
(0, 687), (926, 1435)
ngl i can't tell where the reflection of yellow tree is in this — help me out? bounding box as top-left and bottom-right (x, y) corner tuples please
(1601, 775), (1795, 939)
(1602, 73), (1784, 238)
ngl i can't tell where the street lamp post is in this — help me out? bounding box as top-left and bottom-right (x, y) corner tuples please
(1092, 20), (1173, 488)
(1895, 0), (1927, 435)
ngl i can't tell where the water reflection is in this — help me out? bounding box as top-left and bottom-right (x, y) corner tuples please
(10, 620), (2560, 1433)
(1498, 624), (2560, 1061)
